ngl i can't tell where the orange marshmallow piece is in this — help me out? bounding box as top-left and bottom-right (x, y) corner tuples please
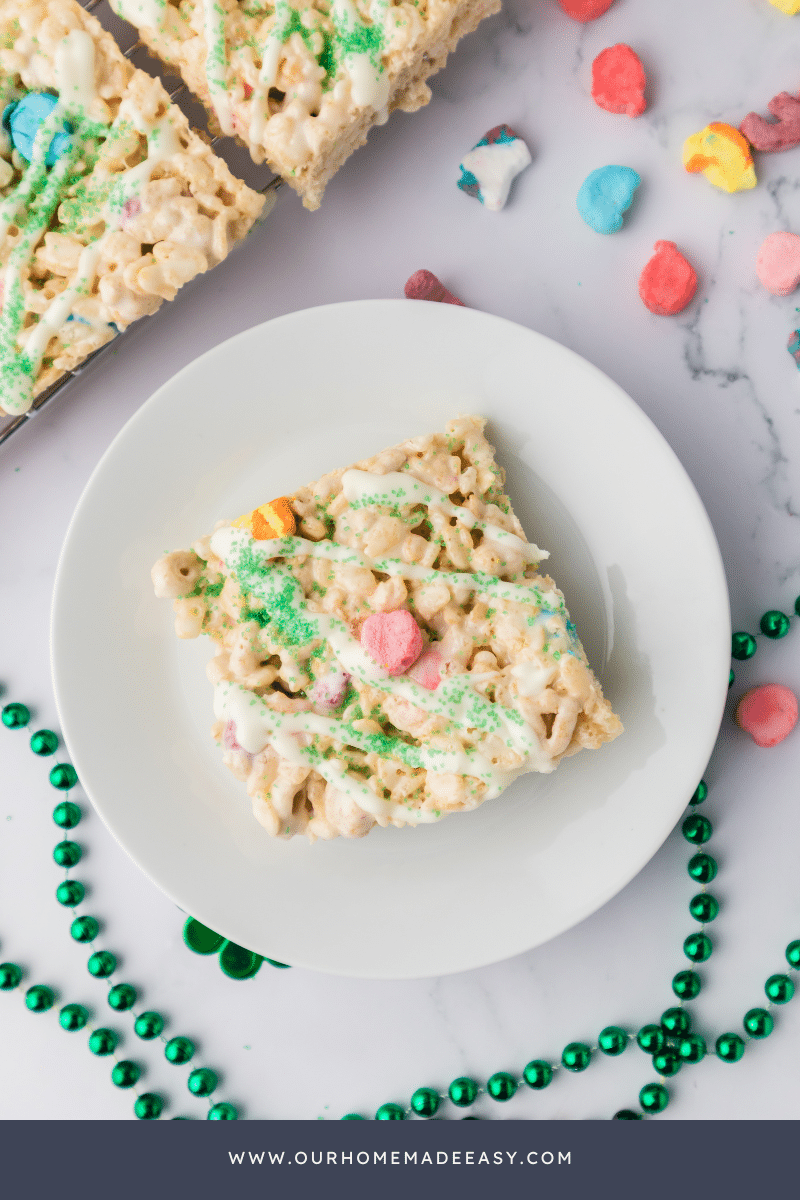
(682, 123), (757, 193)
(233, 496), (296, 539)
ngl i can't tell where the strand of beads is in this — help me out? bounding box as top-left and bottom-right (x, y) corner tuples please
(729, 598), (800, 680)
(0, 701), (237, 1121)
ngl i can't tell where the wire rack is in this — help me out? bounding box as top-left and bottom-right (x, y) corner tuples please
(0, 0), (281, 448)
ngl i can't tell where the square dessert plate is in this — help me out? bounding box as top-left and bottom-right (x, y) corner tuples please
(51, 299), (730, 979)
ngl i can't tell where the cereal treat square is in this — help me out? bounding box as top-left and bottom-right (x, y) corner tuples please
(110, 0), (502, 209)
(152, 417), (623, 843)
(0, 0), (266, 414)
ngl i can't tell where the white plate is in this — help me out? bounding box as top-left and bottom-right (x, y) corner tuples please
(52, 300), (730, 980)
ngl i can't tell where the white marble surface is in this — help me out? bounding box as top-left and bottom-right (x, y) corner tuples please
(2, 0), (800, 1121)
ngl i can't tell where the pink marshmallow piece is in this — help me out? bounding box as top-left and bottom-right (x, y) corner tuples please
(405, 269), (466, 306)
(406, 648), (442, 691)
(735, 683), (798, 748)
(223, 720), (244, 752)
(309, 670), (350, 711)
(361, 610), (424, 676)
(756, 231), (800, 296)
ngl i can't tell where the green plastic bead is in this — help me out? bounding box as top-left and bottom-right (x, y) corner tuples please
(134, 1093), (163, 1120)
(107, 983), (136, 1011)
(56, 880), (84, 907)
(59, 1003), (88, 1031)
(448, 1077), (478, 1107)
(49, 763), (78, 790)
(265, 958), (291, 969)
(786, 941), (800, 971)
(637, 1025), (665, 1055)
(731, 632), (757, 660)
(0, 962), (22, 990)
(689, 780), (708, 806)
(684, 933), (713, 963)
(682, 814), (712, 845)
(795, 595), (800, 618)
(88, 1028), (117, 1056)
(53, 840), (81, 868)
(208, 1103), (238, 1120)
(25, 985), (54, 1013)
(2, 702), (30, 729)
(689, 893), (719, 924)
(134, 1011), (164, 1040)
(688, 853), (717, 884)
(716, 1033), (745, 1063)
(410, 1087), (440, 1117)
(487, 1072), (517, 1101)
(765, 974), (795, 1004)
(87, 951), (116, 979)
(639, 1083), (669, 1114)
(182, 918), (225, 955)
(760, 610), (790, 639)
(375, 1102), (405, 1120)
(70, 915), (99, 943)
(744, 1008), (773, 1039)
(661, 1008), (691, 1037)
(561, 1042), (591, 1072)
(672, 970), (702, 1001)
(111, 1060), (141, 1088)
(53, 801), (81, 829)
(652, 1049), (681, 1078)
(598, 1026), (628, 1056)
(30, 728), (58, 756)
(165, 1036), (194, 1065)
(729, 669), (734, 688)
(613, 1110), (642, 1120)
(678, 1034), (706, 1065)
(341, 1114), (365, 1120)
(219, 942), (262, 980)
(522, 1060), (553, 1090)
(188, 1068), (217, 1097)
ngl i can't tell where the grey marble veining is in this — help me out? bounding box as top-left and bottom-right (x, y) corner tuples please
(1, 0), (800, 1119)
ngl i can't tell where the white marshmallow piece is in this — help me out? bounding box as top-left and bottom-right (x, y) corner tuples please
(459, 137), (532, 211)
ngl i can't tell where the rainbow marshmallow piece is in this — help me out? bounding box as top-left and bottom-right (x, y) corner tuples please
(232, 497), (296, 540)
(769, 0), (800, 13)
(683, 123), (757, 193)
(458, 125), (531, 211)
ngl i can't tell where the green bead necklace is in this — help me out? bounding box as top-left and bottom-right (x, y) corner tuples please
(1, 598), (798, 1120)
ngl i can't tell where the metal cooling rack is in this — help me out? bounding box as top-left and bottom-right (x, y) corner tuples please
(0, 0), (281, 448)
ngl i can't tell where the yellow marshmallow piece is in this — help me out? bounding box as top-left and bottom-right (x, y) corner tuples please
(769, 0), (800, 14)
(232, 496), (296, 540)
(683, 123), (757, 193)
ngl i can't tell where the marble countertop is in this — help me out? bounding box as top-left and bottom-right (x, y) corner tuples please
(2, 0), (800, 1121)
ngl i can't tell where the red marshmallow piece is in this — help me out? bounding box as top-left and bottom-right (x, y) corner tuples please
(735, 684), (798, 748)
(591, 45), (647, 117)
(740, 92), (800, 153)
(638, 241), (698, 316)
(406, 648), (442, 691)
(558, 0), (616, 21)
(361, 610), (424, 676)
(405, 270), (465, 306)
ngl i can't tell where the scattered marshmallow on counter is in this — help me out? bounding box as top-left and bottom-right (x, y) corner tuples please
(577, 165), (641, 234)
(788, 329), (800, 368)
(741, 92), (800, 152)
(683, 123), (757, 193)
(405, 270), (466, 306)
(735, 684), (798, 747)
(757, 232), (800, 296)
(361, 610), (424, 676)
(639, 241), (698, 315)
(457, 125), (531, 211)
(768, 0), (800, 13)
(591, 45), (647, 117)
(558, 0), (616, 20)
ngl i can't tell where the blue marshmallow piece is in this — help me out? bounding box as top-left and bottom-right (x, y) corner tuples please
(577, 165), (641, 234)
(2, 92), (72, 166)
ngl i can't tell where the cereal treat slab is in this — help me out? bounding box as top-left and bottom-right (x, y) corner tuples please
(152, 418), (622, 843)
(110, 0), (501, 210)
(0, 0), (265, 414)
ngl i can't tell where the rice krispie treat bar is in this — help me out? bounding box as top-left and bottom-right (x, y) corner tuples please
(110, 0), (502, 209)
(152, 417), (623, 843)
(0, 0), (266, 414)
